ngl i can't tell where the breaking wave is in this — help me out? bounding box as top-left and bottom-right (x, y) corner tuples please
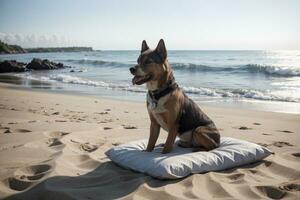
(14, 73), (300, 103)
(172, 63), (300, 77)
(63, 59), (300, 77)
(181, 86), (299, 102)
(64, 59), (131, 67)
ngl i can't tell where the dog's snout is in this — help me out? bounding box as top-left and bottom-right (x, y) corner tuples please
(130, 67), (136, 75)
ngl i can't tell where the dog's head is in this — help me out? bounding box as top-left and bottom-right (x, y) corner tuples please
(130, 39), (169, 86)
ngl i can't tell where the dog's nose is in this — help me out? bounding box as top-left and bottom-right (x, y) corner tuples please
(130, 67), (136, 74)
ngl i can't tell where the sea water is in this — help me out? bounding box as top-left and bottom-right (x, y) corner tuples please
(1, 50), (300, 114)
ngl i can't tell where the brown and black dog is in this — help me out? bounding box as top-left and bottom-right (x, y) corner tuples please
(130, 39), (220, 154)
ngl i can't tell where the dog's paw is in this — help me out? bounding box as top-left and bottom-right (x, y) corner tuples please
(143, 148), (153, 152)
(162, 148), (172, 154)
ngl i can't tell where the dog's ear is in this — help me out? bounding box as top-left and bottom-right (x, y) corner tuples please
(155, 39), (167, 61)
(141, 40), (149, 53)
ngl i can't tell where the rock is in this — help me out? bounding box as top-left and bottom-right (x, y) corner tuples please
(56, 63), (64, 68)
(26, 58), (65, 70)
(0, 60), (26, 73)
(0, 40), (27, 54)
(70, 69), (75, 72)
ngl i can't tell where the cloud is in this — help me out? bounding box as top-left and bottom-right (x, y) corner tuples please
(0, 32), (81, 48)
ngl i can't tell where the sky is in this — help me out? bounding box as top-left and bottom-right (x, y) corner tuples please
(0, 0), (299, 50)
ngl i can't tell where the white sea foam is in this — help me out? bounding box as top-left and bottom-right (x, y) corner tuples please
(50, 74), (109, 87)
(245, 64), (300, 76)
(182, 86), (299, 102)
(13, 73), (299, 103)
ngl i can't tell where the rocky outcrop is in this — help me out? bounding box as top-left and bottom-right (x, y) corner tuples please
(26, 58), (64, 70)
(0, 58), (66, 73)
(0, 60), (26, 73)
(1, 40), (94, 54)
(25, 47), (93, 53)
(0, 40), (27, 54)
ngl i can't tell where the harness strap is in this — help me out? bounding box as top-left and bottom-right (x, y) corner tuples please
(148, 79), (178, 101)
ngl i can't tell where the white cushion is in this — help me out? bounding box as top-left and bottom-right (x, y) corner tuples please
(105, 137), (272, 179)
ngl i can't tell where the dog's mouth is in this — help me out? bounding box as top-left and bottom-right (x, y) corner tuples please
(132, 74), (152, 85)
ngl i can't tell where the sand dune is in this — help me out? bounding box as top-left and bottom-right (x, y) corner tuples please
(0, 84), (299, 200)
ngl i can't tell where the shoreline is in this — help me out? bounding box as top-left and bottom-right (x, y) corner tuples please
(0, 84), (299, 199)
(1, 75), (300, 115)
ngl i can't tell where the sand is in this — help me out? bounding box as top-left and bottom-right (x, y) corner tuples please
(0, 83), (299, 200)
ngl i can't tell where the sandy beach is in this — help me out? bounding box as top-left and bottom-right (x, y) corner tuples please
(0, 83), (299, 199)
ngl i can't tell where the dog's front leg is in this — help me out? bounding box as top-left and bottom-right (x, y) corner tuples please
(162, 126), (177, 154)
(145, 120), (160, 152)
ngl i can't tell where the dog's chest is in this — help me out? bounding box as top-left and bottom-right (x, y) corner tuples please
(147, 93), (170, 131)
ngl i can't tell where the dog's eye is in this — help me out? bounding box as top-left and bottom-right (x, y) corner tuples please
(144, 59), (152, 65)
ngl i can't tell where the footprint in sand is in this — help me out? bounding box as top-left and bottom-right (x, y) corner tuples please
(112, 142), (122, 146)
(122, 125), (137, 129)
(4, 128), (32, 134)
(292, 152), (300, 158)
(46, 138), (64, 148)
(68, 139), (100, 153)
(277, 130), (294, 133)
(10, 108), (21, 111)
(272, 141), (293, 148)
(279, 183), (300, 192)
(55, 119), (68, 122)
(256, 141), (293, 148)
(14, 129), (32, 133)
(79, 143), (98, 152)
(3, 129), (12, 134)
(3, 164), (52, 191)
(94, 111), (109, 115)
(233, 126), (252, 130)
(238, 126), (252, 130)
(255, 185), (287, 199)
(253, 122), (261, 125)
(262, 133), (271, 136)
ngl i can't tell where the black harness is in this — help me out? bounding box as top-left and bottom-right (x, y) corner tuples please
(148, 80), (178, 102)
(147, 79), (213, 135)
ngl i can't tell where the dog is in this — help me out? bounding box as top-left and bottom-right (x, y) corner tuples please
(130, 39), (220, 154)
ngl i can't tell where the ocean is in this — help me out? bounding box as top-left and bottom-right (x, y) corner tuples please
(1, 50), (300, 114)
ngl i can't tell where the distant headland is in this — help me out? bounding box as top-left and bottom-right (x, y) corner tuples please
(0, 40), (94, 54)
